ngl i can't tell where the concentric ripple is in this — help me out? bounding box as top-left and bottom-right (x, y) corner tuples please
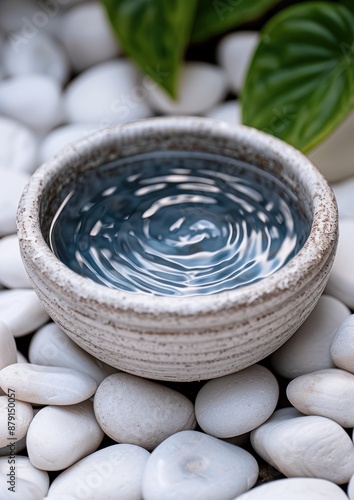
(49, 151), (310, 296)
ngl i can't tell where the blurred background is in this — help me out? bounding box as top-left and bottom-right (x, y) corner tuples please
(0, 0), (353, 183)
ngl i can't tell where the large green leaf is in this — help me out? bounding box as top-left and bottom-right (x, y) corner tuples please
(191, 0), (280, 42)
(103, 0), (197, 98)
(338, 0), (354, 14)
(242, 2), (354, 153)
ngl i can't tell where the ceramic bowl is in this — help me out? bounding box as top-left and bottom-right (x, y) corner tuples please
(17, 117), (338, 382)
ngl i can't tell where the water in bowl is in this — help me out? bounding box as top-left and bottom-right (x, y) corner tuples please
(49, 151), (311, 296)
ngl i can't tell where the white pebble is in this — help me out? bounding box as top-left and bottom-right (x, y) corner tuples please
(0, 322), (17, 370)
(309, 111), (354, 182)
(217, 32), (259, 94)
(251, 410), (354, 484)
(147, 62), (227, 115)
(64, 60), (152, 125)
(0, 455), (49, 497)
(271, 294), (350, 378)
(349, 474), (354, 500)
(0, 478), (43, 499)
(27, 400), (103, 471)
(332, 176), (354, 218)
(49, 443), (149, 498)
(0, 363), (97, 405)
(0, 168), (29, 236)
(287, 368), (354, 427)
(0, 395), (33, 447)
(0, 434), (26, 456)
(0, 289), (49, 337)
(0, 0), (39, 32)
(29, 322), (116, 385)
(0, 75), (62, 134)
(143, 430), (258, 500)
(205, 100), (241, 125)
(45, 496), (77, 500)
(39, 123), (100, 163)
(0, 235), (32, 288)
(330, 314), (354, 374)
(1, 32), (70, 84)
(0, 116), (38, 174)
(326, 219), (354, 309)
(17, 351), (28, 363)
(94, 373), (196, 450)
(195, 364), (279, 438)
(58, 2), (120, 72)
(236, 477), (349, 500)
(0, 0), (63, 39)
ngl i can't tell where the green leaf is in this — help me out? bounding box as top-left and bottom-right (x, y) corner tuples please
(102, 0), (197, 98)
(191, 0), (280, 43)
(338, 0), (354, 15)
(242, 2), (354, 153)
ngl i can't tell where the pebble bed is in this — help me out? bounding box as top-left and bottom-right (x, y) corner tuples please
(0, 1), (354, 498)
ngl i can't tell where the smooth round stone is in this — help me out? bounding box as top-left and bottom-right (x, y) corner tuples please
(0, 434), (26, 456)
(195, 364), (279, 438)
(236, 478), (349, 500)
(0, 321), (17, 370)
(0, 0), (38, 32)
(330, 314), (354, 374)
(251, 411), (354, 484)
(94, 373), (196, 450)
(309, 111), (354, 182)
(39, 123), (101, 163)
(0, 234), (32, 288)
(205, 101), (241, 125)
(0, 168), (29, 236)
(27, 400), (103, 471)
(0, 478), (43, 499)
(1, 32), (70, 84)
(326, 220), (354, 309)
(64, 60), (152, 125)
(271, 294), (350, 378)
(287, 368), (354, 427)
(49, 443), (149, 498)
(17, 351), (28, 363)
(349, 474), (354, 500)
(217, 32), (259, 94)
(332, 177), (354, 219)
(58, 2), (120, 72)
(0, 455), (49, 497)
(45, 496), (77, 500)
(0, 363), (97, 405)
(147, 62), (227, 115)
(143, 430), (258, 500)
(29, 322), (116, 385)
(0, 289), (49, 337)
(0, 395), (33, 447)
(0, 116), (38, 174)
(27, 400), (104, 471)
(0, 0), (62, 35)
(0, 75), (62, 133)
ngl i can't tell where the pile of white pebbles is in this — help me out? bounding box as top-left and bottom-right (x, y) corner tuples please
(0, 1), (354, 498)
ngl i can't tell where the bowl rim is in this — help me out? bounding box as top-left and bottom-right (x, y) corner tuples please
(17, 116), (338, 318)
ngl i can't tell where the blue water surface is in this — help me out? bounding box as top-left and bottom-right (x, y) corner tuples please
(49, 151), (310, 296)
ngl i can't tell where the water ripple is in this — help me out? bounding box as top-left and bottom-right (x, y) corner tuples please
(49, 151), (310, 296)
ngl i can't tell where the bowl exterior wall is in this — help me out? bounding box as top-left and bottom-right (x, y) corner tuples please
(21, 245), (335, 381)
(17, 118), (338, 381)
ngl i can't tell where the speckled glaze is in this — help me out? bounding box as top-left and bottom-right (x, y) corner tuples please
(17, 118), (338, 381)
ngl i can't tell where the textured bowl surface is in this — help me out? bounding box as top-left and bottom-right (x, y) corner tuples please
(17, 117), (338, 381)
